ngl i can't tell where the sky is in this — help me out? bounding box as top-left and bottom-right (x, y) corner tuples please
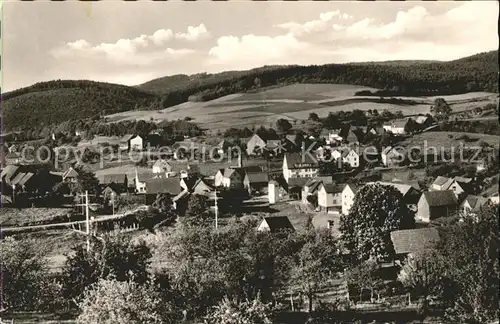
(2, 1), (498, 92)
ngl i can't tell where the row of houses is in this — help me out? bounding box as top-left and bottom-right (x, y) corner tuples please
(269, 174), (498, 223)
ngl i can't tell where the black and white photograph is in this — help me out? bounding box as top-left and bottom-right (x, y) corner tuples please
(0, 1), (499, 323)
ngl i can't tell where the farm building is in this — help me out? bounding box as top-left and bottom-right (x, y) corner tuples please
(120, 134), (144, 152)
(390, 227), (440, 263)
(417, 190), (458, 222)
(257, 216), (295, 233)
(243, 172), (269, 194)
(381, 146), (408, 167)
(214, 168), (245, 189)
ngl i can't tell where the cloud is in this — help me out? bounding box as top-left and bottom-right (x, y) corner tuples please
(150, 29), (174, 45)
(206, 2), (497, 70)
(50, 25), (206, 66)
(275, 10), (352, 36)
(207, 33), (309, 68)
(175, 24), (210, 41)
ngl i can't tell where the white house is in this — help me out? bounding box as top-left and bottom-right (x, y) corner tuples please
(282, 153), (319, 183)
(152, 159), (172, 177)
(317, 183), (343, 214)
(327, 130), (343, 145)
(342, 149), (360, 168)
(383, 119), (409, 135)
(341, 183), (358, 215)
(268, 180), (280, 204)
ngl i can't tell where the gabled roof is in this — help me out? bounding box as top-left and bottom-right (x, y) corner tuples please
(341, 148), (358, 158)
(153, 159), (171, 167)
(372, 181), (419, 197)
(99, 174), (128, 185)
(392, 119), (410, 128)
(343, 183), (359, 194)
(10, 172), (27, 185)
(1, 165), (20, 182)
(192, 178), (214, 192)
(461, 195), (489, 212)
(223, 167), (245, 178)
(288, 177), (310, 188)
(253, 132), (280, 142)
(144, 177), (182, 195)
(104, 182), (127, 194)
(415, 115), (430, 124)
(453, 176), (473, 184)
(120, 134), (136, 143)
(181, 175), (201, 191)
(422, 190), (457, 207)
(245, 172), (269, 184)
(320, 183), (344, 194)
(261, 216), (295, 232)
(432, 176), (453, 187)
(62, 167), (79, 179)
(284, 153), (318, 169)
(242, 166), (264, 173)
(17, 172), (35, 186)
(390, 228), (440, 255)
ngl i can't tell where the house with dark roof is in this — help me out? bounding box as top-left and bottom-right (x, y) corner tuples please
(120, 134), (144, 152)
(282, 152), (319, 183)
(99, 174), (129, 187)
(383, 119), (411, 135)
(390, 227), (440, 262)
(243, 172), (269, 193)
(381, 146), (408, 167)
(430, 176), (473, 199)
(214, 168), (245, 189)
(460, 195), (490, 218)
(143, 177), (183, 196)
(317, 183), (344, 214)
(301, 177), (333, 205)
(369, 181), (422, 207)
(417, 190), (458, 222)
(257, 216), (295, 233)
(102, 182), (128, 200)
(246, 132), (281, 156)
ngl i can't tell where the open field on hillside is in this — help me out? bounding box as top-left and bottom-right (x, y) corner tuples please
(104, 84), (497, 132)
(402, 131), (500, 149)
(0, 208), (72, 227)
(231, 84), (379, 101)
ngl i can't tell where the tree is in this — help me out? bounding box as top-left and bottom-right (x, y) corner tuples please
(76, 279), (175, 324)
(73, 165), (99, 194)
(0, 237), (60, 311)
(308, 112), (320, 122)
(276, 118), (292, 134)
(183, 194), (210, 226)
(205, 296), (274, 324)
(292, 229), (342, 313)
(398, 249), (445, 314)
(61, 235), (152, 304)
(340, 183), (415, 263)
(437, 205), (499, 323)
(430, 98), (452, 121)
(347, 260), (382, 303)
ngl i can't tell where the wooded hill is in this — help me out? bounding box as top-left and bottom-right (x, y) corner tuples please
(2, 50), (498, 132)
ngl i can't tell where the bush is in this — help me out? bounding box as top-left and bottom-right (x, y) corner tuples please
(205, 296), (274, 324)
(77, 279), (175, 324)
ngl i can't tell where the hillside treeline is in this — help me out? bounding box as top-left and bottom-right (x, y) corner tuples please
(2, 51), (497, 132)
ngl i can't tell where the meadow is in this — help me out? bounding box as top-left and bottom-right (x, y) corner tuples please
(104, 83), (497, 132)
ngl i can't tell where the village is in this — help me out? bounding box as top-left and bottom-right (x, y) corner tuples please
(1, 1), (499, 321)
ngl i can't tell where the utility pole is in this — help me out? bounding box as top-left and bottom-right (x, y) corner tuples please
(74, 191), (91, 252)
(214, 188), (218, 230)
(85, 191), (90, 252)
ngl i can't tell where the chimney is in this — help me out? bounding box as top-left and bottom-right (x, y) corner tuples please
(238, 153), (242, 168)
